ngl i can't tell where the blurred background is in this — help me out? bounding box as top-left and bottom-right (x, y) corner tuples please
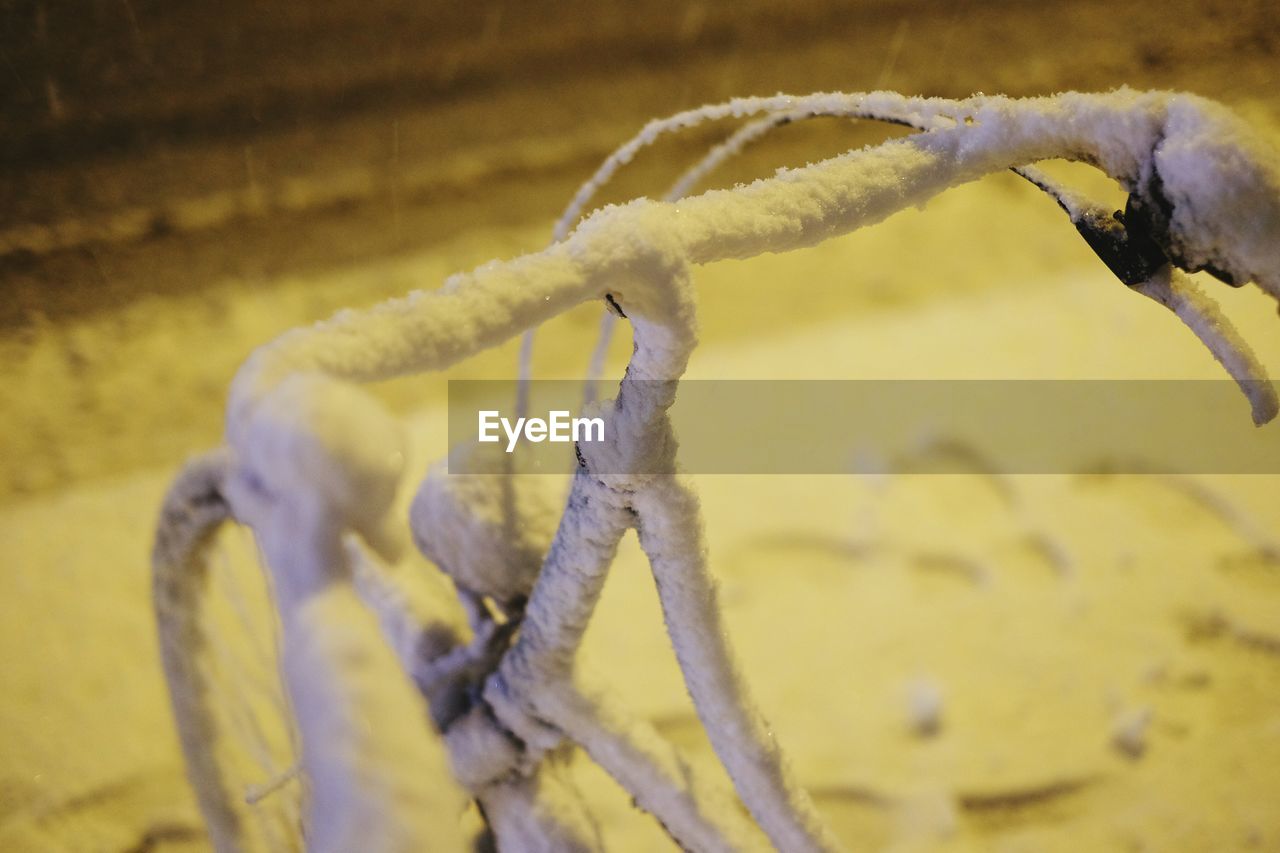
(3, 0), (1278, 497)
(2, 1), (1279, 850)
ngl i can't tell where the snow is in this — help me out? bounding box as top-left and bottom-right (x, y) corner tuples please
(1156, 95), (1280, 300)
(7, 87), (1280, 850)
(6, 254), (1280, 849)
(408, 443), (560, 602)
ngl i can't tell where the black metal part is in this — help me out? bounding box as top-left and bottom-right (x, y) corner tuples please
(604, 292), (627, 318)
(1128, 159), (1243, 287)
(1071, 202), (1170, 286)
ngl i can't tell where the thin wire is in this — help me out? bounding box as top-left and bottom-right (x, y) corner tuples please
(514, 92), (968, 417)
(522, 94), (1094, 414)
(577, 106), (944, 405)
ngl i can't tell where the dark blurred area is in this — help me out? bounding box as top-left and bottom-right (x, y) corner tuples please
(0, 0), (1276, 499)
(3, 0), (1275, 224)
(4, 0), (778, 166)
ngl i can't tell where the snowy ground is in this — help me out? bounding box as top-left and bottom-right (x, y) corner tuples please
(3, 3), (1280, 850)
(4, 224), (1280, 850)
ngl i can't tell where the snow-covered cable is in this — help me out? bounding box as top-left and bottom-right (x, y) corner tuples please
(152, 450), (245, 853)
(1132, 267), (1278, 424)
